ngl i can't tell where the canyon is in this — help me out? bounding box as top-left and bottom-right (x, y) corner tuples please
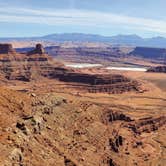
(0, 43), (165, 166)
(15, 43), (166, 69)
(0, 43), (142, 94)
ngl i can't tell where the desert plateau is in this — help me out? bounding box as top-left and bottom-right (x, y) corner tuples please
(0, 0), (166, 166)
(0, 42), (165, 166)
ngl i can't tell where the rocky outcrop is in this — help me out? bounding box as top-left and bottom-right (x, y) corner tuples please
(102, 110), (133, 124)
(108, 159), (117, 166)
(53, 72), (142, 93)
(26, 43), (50, 61)
(147, 66), (166, 73)
(27, 43), (45, 55)
(0, 44), (26, 62)
(109, 135), (123, 153)
(87, 81), (140, 94)
(126, 116), (166, 134)
(0, 86), (165, 166)
(0, 43), (58, 81)
(55, 73), (129, 85)
(102, 156), (118, 166)
(0, 44), (16, 54)
(64, 157), (77, 166)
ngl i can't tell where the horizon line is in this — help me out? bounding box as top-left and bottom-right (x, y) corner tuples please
(0, 32), (165, 39)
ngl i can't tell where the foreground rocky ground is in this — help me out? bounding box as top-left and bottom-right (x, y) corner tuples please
(0, 44), (165, 166)
(0, 79), (165, 166)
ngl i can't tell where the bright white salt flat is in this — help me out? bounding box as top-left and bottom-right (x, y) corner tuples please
(106, 67), (147, 72)
(65, 63), (102, 68)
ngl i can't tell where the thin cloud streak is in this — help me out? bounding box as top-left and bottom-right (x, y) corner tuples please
(0, 7), (166, 34)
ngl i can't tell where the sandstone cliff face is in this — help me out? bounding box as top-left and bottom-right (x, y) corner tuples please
(126, 116), (166, 134)
(0, 44), (16, 54)
(102, 110), (166, 136)
(27, 43), (45, 55)
(0, 43), (61, 81)
(45, 46), (125, 60)
(102, 110), (133, 125)
(0, 43), (142, 94)
(0, 44), (23, 62)
(130, 47), (166, 62)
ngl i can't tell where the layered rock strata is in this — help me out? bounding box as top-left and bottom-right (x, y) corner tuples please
(0, 43), (142, 93)
(0, 44), (16, 54)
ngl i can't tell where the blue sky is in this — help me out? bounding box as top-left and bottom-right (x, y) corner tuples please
(0, 0), (166, 37)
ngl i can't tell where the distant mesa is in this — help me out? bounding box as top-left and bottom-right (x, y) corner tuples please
(0, 43), (16, 54)
(147, 66), (166, 73)
(0, 43), (49, 62)
(129, 47), (166, 62)
(27, 43), (45, 55)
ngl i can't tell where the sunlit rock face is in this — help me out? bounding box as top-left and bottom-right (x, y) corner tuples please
(0, 43), (56, 81)
(0, 43), (142, 94)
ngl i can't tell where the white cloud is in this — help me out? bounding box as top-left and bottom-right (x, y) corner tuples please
(0, 7), (166, 34)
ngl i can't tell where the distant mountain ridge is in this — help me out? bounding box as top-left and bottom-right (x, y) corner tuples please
(1, 33), (166, 48)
